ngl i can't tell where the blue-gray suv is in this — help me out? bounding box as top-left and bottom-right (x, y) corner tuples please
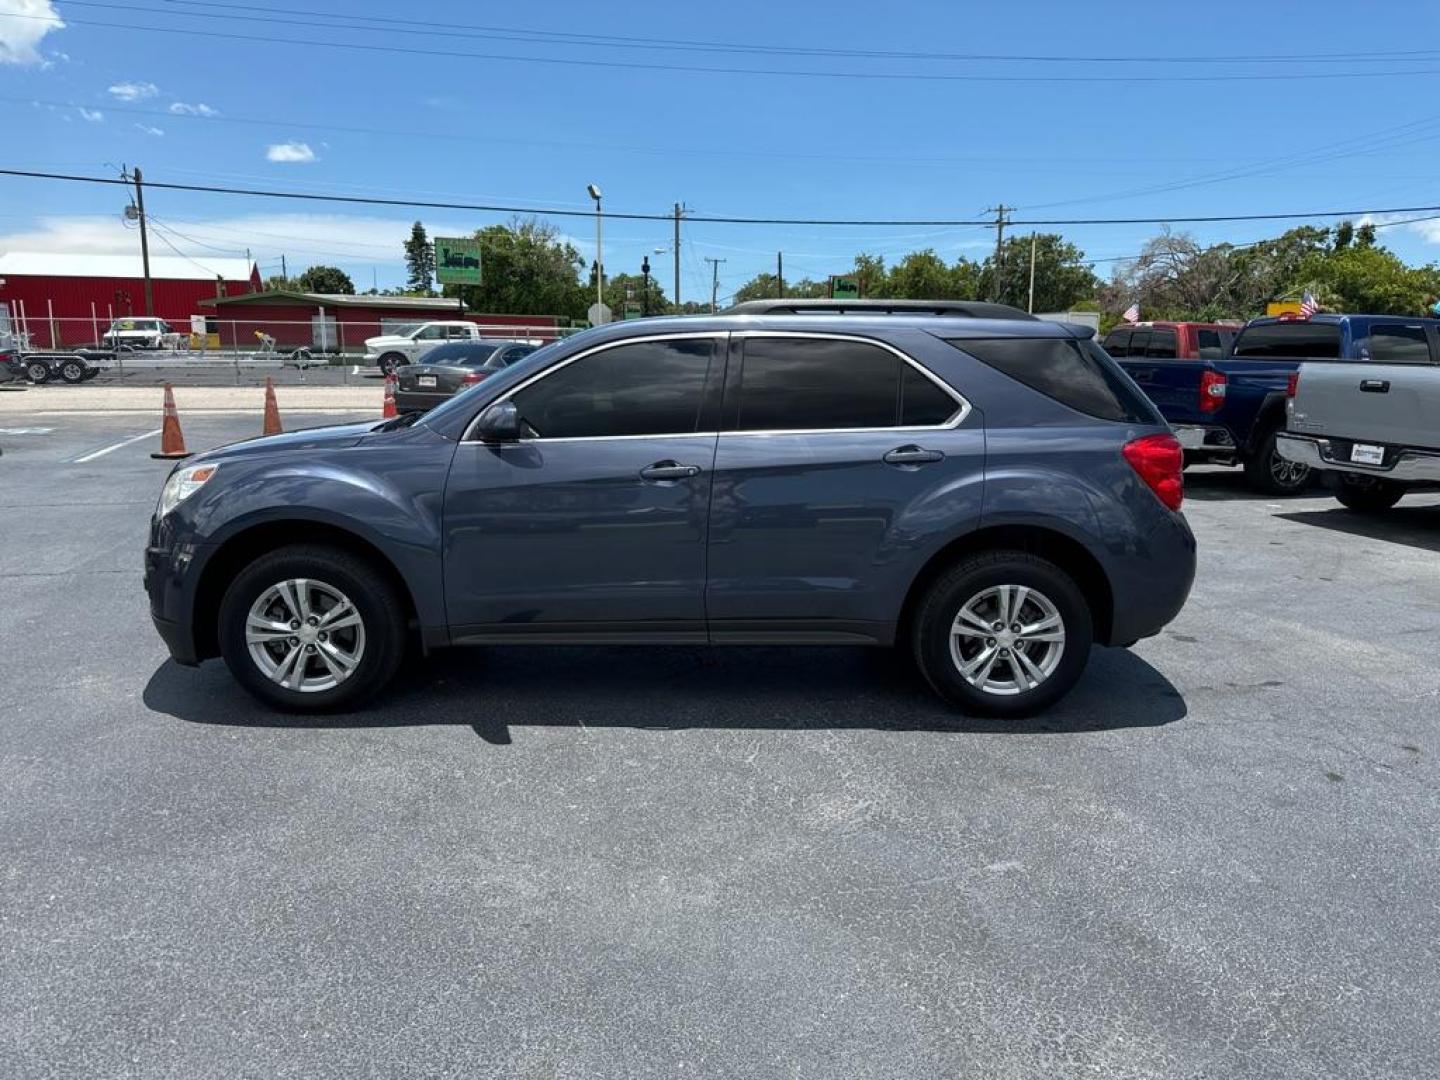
(145, 302), (1196, 718)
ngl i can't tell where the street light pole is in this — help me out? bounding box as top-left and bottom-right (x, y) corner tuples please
(587, 184), (604, 321)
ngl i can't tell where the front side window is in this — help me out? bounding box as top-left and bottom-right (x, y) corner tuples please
(415, 325), (446, 341)
(510, 337), (716, 439)
(734, 336), (957, 431)
(1366, 324), (1431, 364)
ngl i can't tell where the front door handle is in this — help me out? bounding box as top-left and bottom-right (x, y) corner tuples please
(883, 445), (945, 466)
(639, 460), (701, 481)
(1359, 379), (1391, 393)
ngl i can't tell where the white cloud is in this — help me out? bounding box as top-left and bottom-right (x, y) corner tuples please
(133, 123), (164, 137)
(77, 107), (103, 122)
(169, 101), (218, 117)
(0, 0), (64, 65)
(266, 141), (317, 163)
(108, 80), (159, 102)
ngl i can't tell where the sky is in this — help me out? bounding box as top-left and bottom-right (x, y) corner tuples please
(7, 0), (1440, 307)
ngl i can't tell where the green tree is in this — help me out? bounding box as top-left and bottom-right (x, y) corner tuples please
(597, 271), (670, 318)
(446, 217), (588, 318)
(296, 265), (355, 294)
(984, 234), (1098, 312)
(403, 221), (435, 295)
(732, 273), (827, 303)
(850, 253), (890, 298)
(1295, 243), (1437, 314)
(886, 249), (981, 300)
(264, 273), (298, 291)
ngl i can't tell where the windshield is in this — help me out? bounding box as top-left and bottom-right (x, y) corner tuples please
(418, 337), (568, 430)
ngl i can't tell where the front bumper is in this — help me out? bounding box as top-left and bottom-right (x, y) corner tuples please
(144, 531), (202, 666)
(1277, 433), (1440, 484)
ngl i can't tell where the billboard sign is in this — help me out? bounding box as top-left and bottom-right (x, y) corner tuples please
(435, 237), (483, 286)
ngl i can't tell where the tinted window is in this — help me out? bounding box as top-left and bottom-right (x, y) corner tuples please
(426, 343), (499, 366)
(948, 337), (1160, 424)
(1127, 329), (1151, 356)
(1146, 329), (1178, 358)
(1233, 322), (1341, 359)
(1196, 329), (1226, 359)
(1367, 324), (1431, 364)
(736, 337), (903, 431)
(415, 325), (446, 340)
(511, 337), (715, 438)
(1102, 329), (1131, 357)
(901, 364), (961, 425)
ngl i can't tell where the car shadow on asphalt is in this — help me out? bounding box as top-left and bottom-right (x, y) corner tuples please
(143, 644), (1187, 743)
(1182, 467), (1316, 503)
(1277, 502), (1440, 554)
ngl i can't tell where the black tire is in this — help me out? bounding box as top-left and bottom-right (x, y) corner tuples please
(912, 550), (1094, 719)
(1244, 429), (1312, 495)
(59, 359), (86, 384)
(81, 368), (101, 381)
(378, 352), (406, 376)
(217, 544), (407, 713)
(1331, 474), (1404, 513)
(25, 361), (50, 384)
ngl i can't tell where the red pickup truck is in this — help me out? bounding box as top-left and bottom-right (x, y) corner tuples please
(1100, 321), (1238, 361)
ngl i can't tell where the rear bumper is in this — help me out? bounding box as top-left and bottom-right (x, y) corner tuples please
(1277, 433), (1440, 484)
(1172, 423), (1236, 452)
(1104, 510), (1197, 646)
(394, 390), (451, 414)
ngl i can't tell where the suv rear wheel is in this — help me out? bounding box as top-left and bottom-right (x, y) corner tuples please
(1245, 429), (1311, 495)
(218, 545), (407, 712)
(912, 551), (1093, 718)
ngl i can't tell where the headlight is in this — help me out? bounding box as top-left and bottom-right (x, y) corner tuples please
(158, 462), (219, 517)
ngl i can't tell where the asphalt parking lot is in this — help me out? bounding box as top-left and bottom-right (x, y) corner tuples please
(2, 413), (1437, 1079)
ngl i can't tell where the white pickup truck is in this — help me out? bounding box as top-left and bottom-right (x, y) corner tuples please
(1279, 349), (1440, 512)
(363, 321), (483, 374)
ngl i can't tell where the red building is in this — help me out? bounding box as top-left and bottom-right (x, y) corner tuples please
(0, 251), (260, 348)
(199, 291), (563, 351)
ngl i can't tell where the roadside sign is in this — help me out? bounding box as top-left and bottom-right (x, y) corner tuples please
(587, 302), (612, 326)
(435, 237), (483, 285)
(830, 275), (860, 300)
(623, 302), (642, 320)
(1266, 300), (1303, 317)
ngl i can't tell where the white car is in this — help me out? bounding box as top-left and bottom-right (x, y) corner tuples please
(363, 321), (483, 374)
(103, 317), (173, 350)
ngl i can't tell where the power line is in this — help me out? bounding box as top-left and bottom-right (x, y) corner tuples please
(8, 10), (1440, 84)
(15, 166), (1440, 229)
(61, 0), (1440, 67)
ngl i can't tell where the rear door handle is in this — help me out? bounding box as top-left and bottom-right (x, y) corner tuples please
(1359, 379), (1391, 393)
(883, 445), (945, 466)
(639, 460), (701, 481)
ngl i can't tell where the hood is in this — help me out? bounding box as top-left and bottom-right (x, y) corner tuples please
(193, 420), (381, 462)
(364, 334), (411, 349)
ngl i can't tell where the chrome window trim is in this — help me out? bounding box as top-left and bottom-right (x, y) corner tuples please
(460, 331), (725, 443)
(460, 328), (973, 443)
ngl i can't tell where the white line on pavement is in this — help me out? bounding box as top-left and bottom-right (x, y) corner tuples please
(73, 428), (163, 463)
(0, 427), (54, 435)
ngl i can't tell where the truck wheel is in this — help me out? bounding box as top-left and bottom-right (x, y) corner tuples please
(912, 550), (1093, 719)
(217, 545), (408, 713)
(1332, 475), (1404, 513)
(25, 361), (50, 384)
(1244, 430), (1311, 495)
(378, 352), (406, 376)
(59, 359), (87, 384)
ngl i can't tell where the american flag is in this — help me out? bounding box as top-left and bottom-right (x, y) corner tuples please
(1121, 303), (1140, 324)
(1300, 290), (1318, 317)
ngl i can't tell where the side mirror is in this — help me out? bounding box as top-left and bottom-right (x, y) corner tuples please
(475, 399), (522, 443)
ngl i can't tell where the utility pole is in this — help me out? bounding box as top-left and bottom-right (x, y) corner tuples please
(129, 166), (155, 316)
(777, 251), (784, 298)
(280, 253), (287, 281)
(705, 257), (726, 314)
(985, 204), (1010, 304)
(673, 202), (684, 312)
(1027, 231), (1038, 313)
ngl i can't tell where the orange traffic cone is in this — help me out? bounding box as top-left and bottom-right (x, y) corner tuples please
(150, 383), (191, 460)
(382, 373), (398, 419)
(262, 376), (284, 436)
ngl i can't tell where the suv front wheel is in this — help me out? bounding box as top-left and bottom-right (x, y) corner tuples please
(913, 551), (1093, 718)
(218, 545), (407, 712)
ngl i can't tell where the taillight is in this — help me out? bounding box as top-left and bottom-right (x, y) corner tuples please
(1123, 433), (1184, 512)
(1286, 371), (1299, 397)
(461, 371), (488, 385)
(1199, 369), (1227, 413)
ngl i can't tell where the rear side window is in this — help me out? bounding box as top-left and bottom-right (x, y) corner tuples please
(1366, 324), (1431, 364)
(1233, 322), (1341, 359)
(948, 337), (1160, 424)
(1102, 329), (1132, 357)
(734, 336), (959, 430)
(1146, 329), (1177, 358)
(1196, 329), (1227, 359)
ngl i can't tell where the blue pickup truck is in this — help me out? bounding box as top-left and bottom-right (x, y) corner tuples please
(1114, 314), (1440, 494)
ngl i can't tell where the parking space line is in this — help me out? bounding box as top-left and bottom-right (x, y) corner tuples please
(72, 429), (163, 463)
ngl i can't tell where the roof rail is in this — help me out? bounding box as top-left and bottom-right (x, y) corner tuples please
(723, 298), (1039, 321)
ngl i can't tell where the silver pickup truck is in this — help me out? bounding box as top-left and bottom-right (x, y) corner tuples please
(1278, 358), (1440, 512)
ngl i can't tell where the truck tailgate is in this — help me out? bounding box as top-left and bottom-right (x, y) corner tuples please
(1290, 362), (1440, 451)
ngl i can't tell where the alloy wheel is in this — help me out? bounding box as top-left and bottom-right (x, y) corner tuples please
(948, 584), (1066, 697)
(245, 578), (366, 693)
